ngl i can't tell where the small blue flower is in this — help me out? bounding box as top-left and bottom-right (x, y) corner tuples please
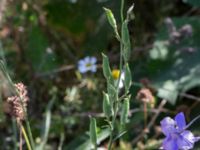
(78, 56), (97, 73)
(160, 112), (200, 150)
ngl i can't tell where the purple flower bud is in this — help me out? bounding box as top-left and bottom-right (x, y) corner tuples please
(164, 17), (176, 33)
(179, 24), (193, 38)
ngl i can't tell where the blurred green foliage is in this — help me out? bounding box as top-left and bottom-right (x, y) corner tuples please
(0, 0), (200, 149)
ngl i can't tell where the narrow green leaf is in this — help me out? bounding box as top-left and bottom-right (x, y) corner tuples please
(103, 92), (113, 118)
(120, 98), (130, 125)
(89, 117), (97, 148)
(113, 131), (127, 142)
(121, 21), (131, 62)
(0, 60), (15, 92)
(124, 63), (132, 93)
(37, 98), (55, 150)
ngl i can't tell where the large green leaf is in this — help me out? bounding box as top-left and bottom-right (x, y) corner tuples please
(27, 26), (58, 72)
(183, 0), (200, 7)
(148, 17), (200, 104)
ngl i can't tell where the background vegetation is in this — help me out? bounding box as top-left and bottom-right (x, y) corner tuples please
(0, 0), (200, 149)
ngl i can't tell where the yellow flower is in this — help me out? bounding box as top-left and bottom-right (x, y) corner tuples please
(112, 69), (120, 80)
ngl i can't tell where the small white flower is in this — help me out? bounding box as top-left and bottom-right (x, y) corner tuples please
(97, 147), (107, 150)
(46, 47), (53, 54)
(119, 71), (125, 88)
(78, 56), (97, 73)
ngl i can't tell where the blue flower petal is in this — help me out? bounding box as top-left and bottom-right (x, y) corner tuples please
(90, 65), (97, 73)
(161, 117), (176, 136)
(161, 113), (200, 150)
(78, 64), (88, 73)
(78, 60), (86, 65)
(180, 130), (200, 148)
(84, 57), (90, 64)
(177, 130), (195, 150)
(90, 57), (97, 64)
(175, 112), (186, 130)
(163, 136), (178, 150)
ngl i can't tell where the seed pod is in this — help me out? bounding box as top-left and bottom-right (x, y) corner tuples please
(89, 117), (97, 148)
(103, 92), (113, 118)
(107, 83), (117, 102)
(124, 63), (132, 93)
(120, 97), (130, 125)
(102, 53), (114, 84)
(103, 7), (117, 29)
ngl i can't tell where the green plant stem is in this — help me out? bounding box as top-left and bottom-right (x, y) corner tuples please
(118, 0), (125, 90)
(108, 49), (123, 150)
(21, 124), (32, 150)
(108, 130), (113, 150)
(25, 119), (35, 149)
(108, 1), (125, 149)
(185, 114), (200, 130)
(95, 144), (97, 150)
(12, 118), (18, 150)
(108, 95), (119, 149)
(58, 133), (65, 150)
(0, 42), (6, 65)
(120, 0), (124, 23)
(20, 125), (23, 150)
(40, 97), (55, 150)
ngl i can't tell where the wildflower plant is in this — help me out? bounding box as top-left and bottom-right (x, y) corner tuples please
(1, 1), (200, 150)
(89, 0), (133, 149)
(0, 61), (35, 150)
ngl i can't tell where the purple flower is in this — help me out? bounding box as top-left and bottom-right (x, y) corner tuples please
(160, 112), (200, 150)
